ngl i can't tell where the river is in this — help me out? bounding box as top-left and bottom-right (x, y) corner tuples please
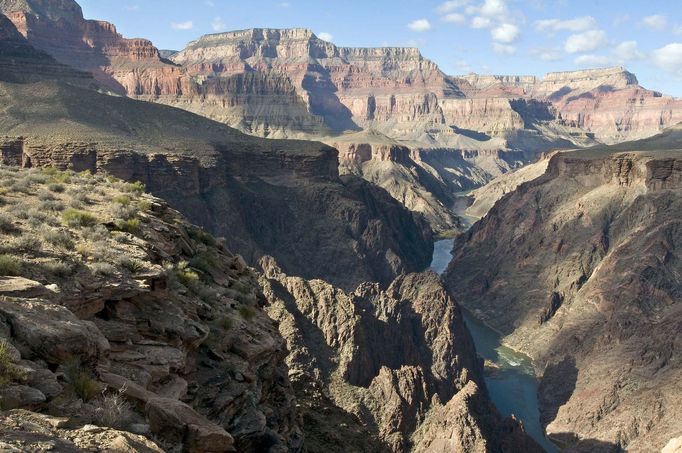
(430, 239), (557, 452)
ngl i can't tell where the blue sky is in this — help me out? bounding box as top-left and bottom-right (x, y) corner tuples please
(79, 0), (682, 96)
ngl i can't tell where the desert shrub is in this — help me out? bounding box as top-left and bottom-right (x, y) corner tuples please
(0, 255), (22, 276)
(67, 188), (91, 206)
(112, 195), (131, 206)
(219, 317), (233, 330)
(40, 200), (65, 212)
(189, 250), (219, 277)
(0, 341), (23, 388)
(238, 305), (257, 321)
(62, 208), (97, 227)
(48, 173), (71, 184)
(122, 181), (145, 194)
(0, 215), (17, 234)
(93, 385), (134, 429)
(10, 235), (41, 253)
(112, 203), (137, 221)
(187, 227), (216, 247)
(47, 183), (65, 193)
(90, 262), (117, 276)
(64, 359), (100, 402)
(10, 179), (31, 193)
(117, 257), (145, 274)
(113, 218), (141, 235)
(40, 166), (60, 176)
(42, 260), (74, 278)
(37, 191), (55, 201)
(42, 228), (74, 249)
(173, 261), (198, 286)
(136, 199), (151, 212)
(82, 225), (109, 243)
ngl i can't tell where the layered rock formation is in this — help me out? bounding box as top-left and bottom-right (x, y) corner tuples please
(0, 166), (301, 451)
(0, 16), (433, 291)
(444, 132), (682, 450)
(258, 257), (542, 452)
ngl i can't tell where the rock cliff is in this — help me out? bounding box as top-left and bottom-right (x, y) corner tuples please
(258, 257), (542, 452)
(0, 18), (433, 291)
(0, 166), (301, 451)
(444, 130), (682, 450)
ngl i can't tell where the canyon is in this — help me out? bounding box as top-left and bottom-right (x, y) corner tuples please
(0, 0), (681, 451)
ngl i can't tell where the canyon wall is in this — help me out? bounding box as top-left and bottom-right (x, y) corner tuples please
(259, 257), (542, 452)
(444, 139), (682, 450)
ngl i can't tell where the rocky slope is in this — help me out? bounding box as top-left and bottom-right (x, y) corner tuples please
(444, 131), (682, 451)
(0, 13), (433, 291)
(258, 257), (542, 452)
(0, 166), (301, 451)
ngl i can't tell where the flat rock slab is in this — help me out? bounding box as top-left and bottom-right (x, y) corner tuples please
(0, 277), (51, 299)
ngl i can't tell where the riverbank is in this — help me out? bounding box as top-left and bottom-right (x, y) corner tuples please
(431, 239), (557, 452)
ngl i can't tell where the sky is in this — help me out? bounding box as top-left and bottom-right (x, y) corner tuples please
(78, 0), (682, 96)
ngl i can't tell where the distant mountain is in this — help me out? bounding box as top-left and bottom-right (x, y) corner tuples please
(3, 0), (681, 234)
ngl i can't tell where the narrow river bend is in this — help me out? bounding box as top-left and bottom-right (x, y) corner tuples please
(430, 239), (557, 452)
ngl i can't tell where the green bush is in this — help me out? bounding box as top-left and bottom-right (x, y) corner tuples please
(174, 261), (199, 286)
(64, 359), (100, 402)
(62, 208), (97, 227)
(118, 257), (145, 274)
(0, 255), (22, 276)
(123, 181), (145, 194)
(112, 195), (131, 206)
(187, 228), (216, 247)
(238, 305), (257, 321)
(114, 218), (141, 234)
(0, 341), (22, 388)
(48, 183), (65, 193)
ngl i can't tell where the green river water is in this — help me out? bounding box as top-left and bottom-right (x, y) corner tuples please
(430, 239), (557, 452)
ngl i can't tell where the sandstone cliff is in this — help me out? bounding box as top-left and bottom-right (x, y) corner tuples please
(444, 131), (682, 450)
(0, 166), (301, 451)
(258, 257), (542, 452)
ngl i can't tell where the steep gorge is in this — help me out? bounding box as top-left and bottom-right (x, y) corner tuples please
(444, 137), (682, 451)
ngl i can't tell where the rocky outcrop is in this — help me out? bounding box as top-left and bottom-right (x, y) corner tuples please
(0, 166), (302, 451)
(444, 133), (682, 450)
(258, 257), (542, 452)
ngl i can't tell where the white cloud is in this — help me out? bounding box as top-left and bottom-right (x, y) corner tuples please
(565, 30), (607, 54)
(442, 13), (466, 24)
(279, 2), (291, 7)
(125, 5), (139, 11)
(535, 16), (596, 33)
(491, 23), (519, 43)
(528, 47), (562, 61)
(574, 54), (611, 67)
(471, 16), (491, 29)
(642, 15), (667, 30)
(613, 41), (644, 61)
(675, 25), (682, 36)
(455, 59), (472, 72)
(211, 16), (226, 31)
(205, 0), (214, 6)
(408, 19), (431, 32)
(652, 43), (682, 76)
(171, 21), (193, 30)
(437, 0), (469, 14)
(318, 32), (333, 42)
(480, 0), (508, 19)
(493, 43), (516, 55)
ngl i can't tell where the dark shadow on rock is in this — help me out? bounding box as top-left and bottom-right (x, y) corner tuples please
(549, 432), (623, 452)
(537, 355), (578, 427)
